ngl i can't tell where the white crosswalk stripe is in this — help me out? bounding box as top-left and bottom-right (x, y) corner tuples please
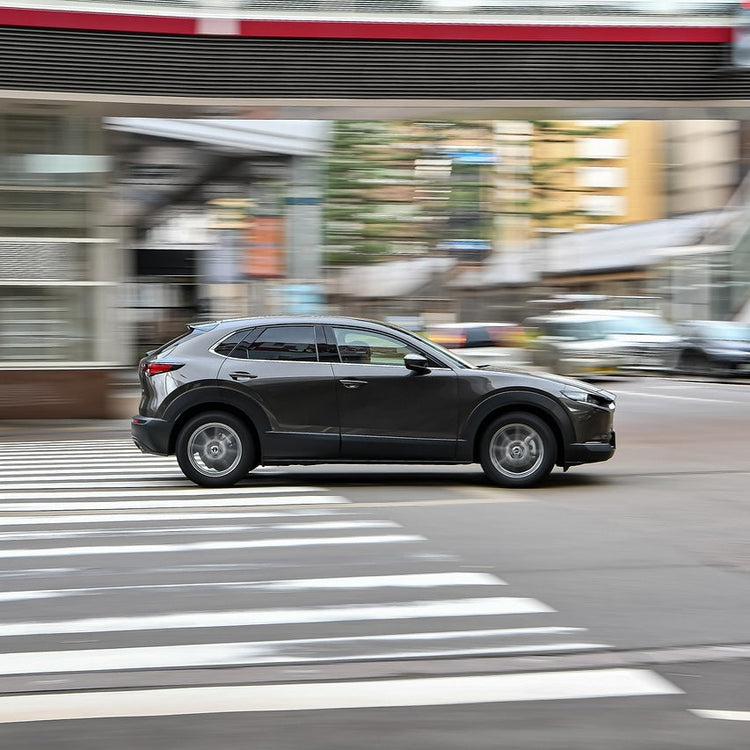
(0, 437), (680, 714)
(0, 669), (684, 723)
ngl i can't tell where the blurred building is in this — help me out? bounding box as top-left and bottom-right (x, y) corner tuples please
(0, 114), (330, 418)
(481, 119), (750, 322)
(663, 120), (743, 215)
(495, 120), (666, 244)
(0, 110), (122, 418)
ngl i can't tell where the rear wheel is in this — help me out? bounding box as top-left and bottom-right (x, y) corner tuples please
(176, 411), (256, 487)
(479, 412), (556, 488)
(679, 350), (713, 376)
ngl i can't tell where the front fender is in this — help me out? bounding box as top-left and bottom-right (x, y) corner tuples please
(458, 389), (574, 462)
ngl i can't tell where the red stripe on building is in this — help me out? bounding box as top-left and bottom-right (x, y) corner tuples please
(0, 8), (195, 35)
(0, 7), (734, 43)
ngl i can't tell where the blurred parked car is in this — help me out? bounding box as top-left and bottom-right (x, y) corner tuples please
(675, 320), (750, 375)
(423, 322), (529, 368)
(564, 309), (681, 373)
(523, 313), (623, 378)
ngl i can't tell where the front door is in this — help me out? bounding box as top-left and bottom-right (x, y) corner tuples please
(328, 325), (458, 461)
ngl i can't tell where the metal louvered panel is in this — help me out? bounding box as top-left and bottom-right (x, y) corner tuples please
(0, 27), (749, 99)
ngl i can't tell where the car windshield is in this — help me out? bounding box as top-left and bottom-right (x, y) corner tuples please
(390, 326), (476, 368)
(697, 321), (750, 341)
(601, 316), (673, 336)
(547, 319), (609, 341)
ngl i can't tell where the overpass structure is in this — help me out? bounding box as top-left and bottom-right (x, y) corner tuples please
(1, 0), (749, 119)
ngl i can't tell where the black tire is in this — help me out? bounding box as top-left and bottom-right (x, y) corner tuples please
(176, 411), (257, 488)
(678, 350), (712, 377)
(479, 411), (556, 488)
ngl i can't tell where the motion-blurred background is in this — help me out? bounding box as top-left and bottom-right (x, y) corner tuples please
(2, 0), (750, 418)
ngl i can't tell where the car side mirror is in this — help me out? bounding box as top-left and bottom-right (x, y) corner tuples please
(404, 353), (430, 373)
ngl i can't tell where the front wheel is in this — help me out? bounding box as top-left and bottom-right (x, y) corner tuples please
(176, 411), (257, 487)
(479, 412), (556, 488)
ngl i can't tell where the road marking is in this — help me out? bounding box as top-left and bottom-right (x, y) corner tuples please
(689, 709), (750, 722)
(0, 520), (399, 543)
(0, 509), (343, 526)
(613, 390), (740, 405)
(0, 572), (506, 602)
(352, 496), (531, 508)
(0, 669), (682, 723)
(0, 457), (175, 465)
(0, 486), (330, 501)
(0, 629), (603, 675)
(0, 533), (425, 560)
(0, 496), (348, 512)
(0, 440), (136, 450)
(0, 479), (191, 490)
(0, 597), (553, 637)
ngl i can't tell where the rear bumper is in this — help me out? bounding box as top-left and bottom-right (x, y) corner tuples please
(131, 416), (172, 455)
(564, 431), (616, 466)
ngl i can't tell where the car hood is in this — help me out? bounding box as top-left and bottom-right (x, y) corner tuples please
(474, 365), (615, 399)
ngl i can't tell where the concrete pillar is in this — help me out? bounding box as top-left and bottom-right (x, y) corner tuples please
(284, 155), (324, 281)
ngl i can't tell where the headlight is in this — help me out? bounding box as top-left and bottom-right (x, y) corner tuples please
(561, 387), (615, 411)
(562, 387), (595, 403)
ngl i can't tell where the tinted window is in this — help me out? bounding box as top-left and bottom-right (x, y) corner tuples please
(601, 316), (673, 336)
(150, 324), (217, 356)
(696, 322), (750, 341)
(244, 326), (318, 362)
(465, 327), (492, 347)
(214, 329), (255, 358)
(547, 320), (607, 341)
(334, 327), (427, 367)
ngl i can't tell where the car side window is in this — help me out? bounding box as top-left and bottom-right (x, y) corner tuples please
(332, 327), (435, 367)
(214, 328), (256, 358)
(242, 325), (318, 362)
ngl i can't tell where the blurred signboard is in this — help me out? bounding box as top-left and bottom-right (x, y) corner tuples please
(437, 239), (492, 259)
(444, 150), (496, 165)
(245, 216), (285, 279)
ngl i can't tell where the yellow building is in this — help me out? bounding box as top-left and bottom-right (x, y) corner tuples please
(495, 120), (665, 243)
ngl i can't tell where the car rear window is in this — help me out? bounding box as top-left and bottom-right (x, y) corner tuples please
(149, 323), (217, 356)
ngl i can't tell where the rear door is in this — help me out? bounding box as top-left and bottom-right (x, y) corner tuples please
(216, 324), (339, 460)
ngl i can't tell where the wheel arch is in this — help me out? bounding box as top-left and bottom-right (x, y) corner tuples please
(162, 386), (269, 456)
(463, 391), (573, 467)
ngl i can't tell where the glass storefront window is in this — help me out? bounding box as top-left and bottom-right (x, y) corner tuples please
(0, 286), (94, 362)
(0, 111), (116, 366)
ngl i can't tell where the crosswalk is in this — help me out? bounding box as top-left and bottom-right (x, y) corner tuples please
(0, 438), (682, 722)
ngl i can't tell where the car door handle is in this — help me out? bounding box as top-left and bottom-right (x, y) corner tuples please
(339, 379), (368, 389)
(229, 371), (258, 381)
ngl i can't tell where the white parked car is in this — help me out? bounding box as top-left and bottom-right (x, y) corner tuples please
(565, 309), (682, 373)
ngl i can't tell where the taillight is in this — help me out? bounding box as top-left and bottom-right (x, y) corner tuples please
(141, 362), (184, 377)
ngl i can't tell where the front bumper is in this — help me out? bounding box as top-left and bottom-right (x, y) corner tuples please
(131, 415), (172, 455)
(564, 431), (616, 466)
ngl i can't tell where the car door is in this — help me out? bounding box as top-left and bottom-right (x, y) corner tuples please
(328, 325), (458, 461)
(216, 324), (339, 460)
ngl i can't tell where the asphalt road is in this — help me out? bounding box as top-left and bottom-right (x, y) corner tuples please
(0, 376), (749, 748)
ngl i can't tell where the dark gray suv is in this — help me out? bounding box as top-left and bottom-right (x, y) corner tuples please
(132, 316), (616, 488)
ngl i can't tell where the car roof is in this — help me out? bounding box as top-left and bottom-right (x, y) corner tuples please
(525, 312), (613, 323)
(426, 322), (515, 329)
(196, 315), (410, 332)
(562, 308), (663, 318)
